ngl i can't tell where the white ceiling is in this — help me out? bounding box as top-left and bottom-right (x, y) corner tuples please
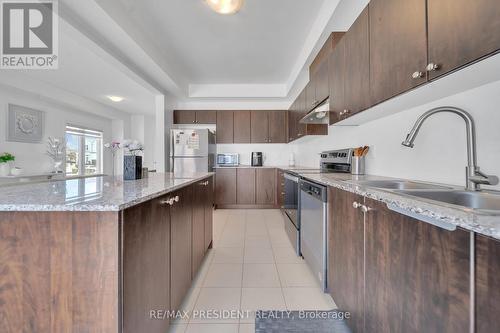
(97, 0), (326, 85)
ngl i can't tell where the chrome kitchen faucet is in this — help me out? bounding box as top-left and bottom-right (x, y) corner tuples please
(401, 106), (498, 191)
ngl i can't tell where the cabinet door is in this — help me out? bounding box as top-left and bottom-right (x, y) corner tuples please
(174, 110), (196, 124)
(204, 177), (214, 250)
(250, 111), (269, 143)
(216, 111), (234, 143)
(215, 168), (236, 205)
(288, 107), (297, 142)
(364, 198), (470, 333)
(237, 168), (256, 204)
(123, 197), (170, 333)
(369, 0), (427, 105)
(233, 111), (251, 143)
(344, 6), (370, 115)
(427, 0), (500, 80)
(475, 234), (500, 333)
(192, 180), (206, 277)
(277, 169), (285, 208)
(268, 111), (287, 143)
(314, 59), (329, 105)
(295, 90), (307, 138)
(329, 37), (346, 125)
(305, 81), (316, 112)
(195, 111), (217, 124)
(170, 186), (193, 311)
(328, 187), (365, 333)
(255, 168), (276, 205)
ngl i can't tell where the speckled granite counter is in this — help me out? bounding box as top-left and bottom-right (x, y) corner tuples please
(294, 172), (500, 240)
(0, 172), (214, 212)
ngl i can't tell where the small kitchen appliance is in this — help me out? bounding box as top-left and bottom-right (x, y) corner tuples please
(251, 152), (263, 167)
(216, 153), (239, 167)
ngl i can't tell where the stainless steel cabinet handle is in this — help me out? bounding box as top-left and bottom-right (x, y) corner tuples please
(160, 198), (175, 205)
(426, 63), (440, 71)
(174, 195), (179, 202)
(412, 71), (424, 79)
(361, 205), (371, 213)
(352, 201), (362, 209)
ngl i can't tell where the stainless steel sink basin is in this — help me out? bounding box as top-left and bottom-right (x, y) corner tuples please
(394, 190), (500, 211)
(355, 180), (453, 190)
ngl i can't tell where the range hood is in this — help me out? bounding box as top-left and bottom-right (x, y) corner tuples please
(299, 99), (329, 124)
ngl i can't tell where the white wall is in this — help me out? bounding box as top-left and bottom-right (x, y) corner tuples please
(0, 88), (117, 175)
(291, 80), (500, 191)
(217, 143), (291, 166)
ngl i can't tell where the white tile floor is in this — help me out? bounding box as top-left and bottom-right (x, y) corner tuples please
(168, 209), (336, 333)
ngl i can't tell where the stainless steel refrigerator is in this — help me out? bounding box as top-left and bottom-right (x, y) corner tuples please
(169, 129), (216, 173)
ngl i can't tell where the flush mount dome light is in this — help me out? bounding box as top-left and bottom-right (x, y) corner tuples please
(107, 96), (124, 102)
(205, 0), (244, 14)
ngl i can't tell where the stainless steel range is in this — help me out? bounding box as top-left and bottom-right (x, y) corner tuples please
(282, 148), (354, 291)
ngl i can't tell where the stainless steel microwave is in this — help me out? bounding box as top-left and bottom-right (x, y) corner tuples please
(217, 153), (239, 166)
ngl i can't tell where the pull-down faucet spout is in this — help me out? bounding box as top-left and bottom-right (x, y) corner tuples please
(402, 106), (498, 191)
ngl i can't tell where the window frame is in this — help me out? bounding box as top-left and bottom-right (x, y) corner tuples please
(65, 124), (103, 176)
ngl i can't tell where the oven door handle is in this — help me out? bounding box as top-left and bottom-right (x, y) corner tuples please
(284, 173), (300, 182)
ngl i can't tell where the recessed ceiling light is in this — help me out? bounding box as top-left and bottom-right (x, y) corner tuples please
(205, 0), (244, 15)
(107, 96), (124, 102)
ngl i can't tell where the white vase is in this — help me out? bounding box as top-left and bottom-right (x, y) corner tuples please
(0, 163), (10, 177)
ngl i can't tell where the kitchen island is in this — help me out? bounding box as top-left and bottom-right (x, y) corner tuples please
(0, 172), (214, 333)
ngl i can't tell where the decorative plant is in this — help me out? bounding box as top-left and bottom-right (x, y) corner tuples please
(0, 152), (15, 163)
(122, 140), (144, 156)
(104, 141), (121, 177)
(46, 137), (65, 173)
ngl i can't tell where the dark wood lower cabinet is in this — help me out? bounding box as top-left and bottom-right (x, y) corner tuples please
(204, 177), (214, 250)
(170, 185), (193, 311)
(256, 168), (276, 205)
(364, 198), (470, 333)
(215, 168), (237, 206)
(192, 180), (207, 277)
(475, 234), (500, 333)
(123, 197), (171, 333)
(237, 168), (256, 204)
(328, 187), (365, 333)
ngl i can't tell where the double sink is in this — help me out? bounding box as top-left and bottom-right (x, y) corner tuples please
(353, 180), (500, 212)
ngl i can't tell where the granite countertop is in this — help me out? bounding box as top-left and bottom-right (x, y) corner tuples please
(214, 165), (317, 170)
(295, 172), (500, 240)
(0, 172), (214, 212)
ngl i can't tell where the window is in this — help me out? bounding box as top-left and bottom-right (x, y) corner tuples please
(65, 125), (103, 176)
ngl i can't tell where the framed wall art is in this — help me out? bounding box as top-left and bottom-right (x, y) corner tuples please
(7, 104), (45, 143)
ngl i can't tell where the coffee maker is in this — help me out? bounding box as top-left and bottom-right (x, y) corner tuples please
(251, 152), (263, 167)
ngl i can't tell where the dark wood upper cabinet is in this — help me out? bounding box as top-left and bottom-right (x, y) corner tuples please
(364, 198), (470, 333)
(344, 6), (370, 116)
(295, 90), (307, 138)
(233, 111), (251, 143)
(314, 59), (330, 106)
(305, 81), (317, 113)
(255, 168), (276, 205)
(215, 168), (236, 206)
(475, 234), (500, 333)
(173, 110), (217, 124)
(170, 186), (193, 311)
(427, 0), (500, 80)
(328, 187), (365, 333)
(216, 111), (234, 143)
(173, 110), (196, 124)
(250, 111), (269, 143)
(195, 111), (217, 124)
(236, 168), (256, 204)
(329, 36), (346, 125)
(288, 106), (297, 142)
(369, 0), (427, 105)
(268, 111), (287, 143)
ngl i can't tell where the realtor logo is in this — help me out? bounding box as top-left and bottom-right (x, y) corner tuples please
(1, 0), (58, 69)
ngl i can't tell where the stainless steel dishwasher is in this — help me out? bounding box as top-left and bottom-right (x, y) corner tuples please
(299, 179), (328, 292)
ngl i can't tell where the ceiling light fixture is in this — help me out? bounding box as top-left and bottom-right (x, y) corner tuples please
(205, 0), (244, 15)
(107, 96), (124, 102)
